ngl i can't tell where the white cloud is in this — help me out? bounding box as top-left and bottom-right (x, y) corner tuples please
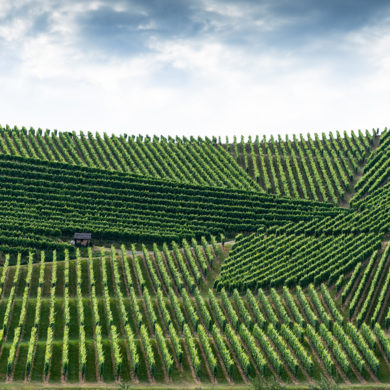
(0, 17), (29, 41)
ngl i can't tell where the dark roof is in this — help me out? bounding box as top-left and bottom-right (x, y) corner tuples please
(74, 233), (92, 240)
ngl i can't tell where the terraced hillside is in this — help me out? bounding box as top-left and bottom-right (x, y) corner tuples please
(0, 155), (340, 254)
(227, 130), (379, 205)
(0, 125), (390, 388)
(0, 126), (258, 190)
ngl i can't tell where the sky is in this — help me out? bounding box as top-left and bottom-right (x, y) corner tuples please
(1, 0), (390, 139)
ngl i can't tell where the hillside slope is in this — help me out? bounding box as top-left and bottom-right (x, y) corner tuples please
(228, 129), (379, 205)
(0, 126), (389, 388)
(0, 155), (342, 253)
(0, 126), (258, 191)
(0, 241), (386, 387)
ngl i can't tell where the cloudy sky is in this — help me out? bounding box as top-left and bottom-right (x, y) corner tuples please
(1, 0), (390, 138)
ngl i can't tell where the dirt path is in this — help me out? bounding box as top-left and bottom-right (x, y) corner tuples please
(160, 252), (181, 296)
(8, 299), (31, 382)
(276, 297), (314, 383)
(138, 254), (158, 295)
(325, 341), (350, 383)
(363, 254), (390, 323)
(286, 338), (313, 384)
(119, 253), (153, 383)
(0, 265), (10, 301)
(150, 253), (169, 296)
(171, 250), (195, 295)
(166, 337), (182, 374)
(350, 252), (379, 321)
(318, 293), (335, 323)
(181, 339), (199, 383)
(309, 292), (363, 381)
(0, 267), (22, 362)
(377, 281), (390, 325)
(203, 301), (232, 383)
(97, 260), (118, 380)
(110, 256), (140, 383)
(295, 293), (350, 384)
(347, 359), (366, 384)
(349, 258), (378, 321)
(267, 334), (298, 384)
(130, 254), (170, 383)
(341, 265), (364, 308)
(281, 296), (296, 323)
(180, 247), (207, 285)
(178, 295), (214, 381)
(8, 260), (35, 383)
(216, 300), (252, 384)
(319, 291), (378, 383)
(86, 257), (102, 382)
(189, 297), (217, 383)
(363, 361), (380, 383)
(352, 249), (389, 323)
(25, 264), (46, 383)
(377, 340), (390, 372)
(304, 335), (333, 382)
(195, 336), (216, 384)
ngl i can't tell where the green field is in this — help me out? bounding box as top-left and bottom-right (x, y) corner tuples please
(0, 125), (389, 388)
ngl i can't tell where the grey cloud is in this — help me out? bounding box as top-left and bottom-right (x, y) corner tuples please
(74, 1), (208, 56)
(1, 0), (390, 64)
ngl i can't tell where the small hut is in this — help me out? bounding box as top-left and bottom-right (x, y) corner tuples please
(74, 233), (92, 247)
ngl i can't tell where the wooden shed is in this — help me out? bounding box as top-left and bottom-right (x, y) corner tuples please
(74, 233), (92, 247)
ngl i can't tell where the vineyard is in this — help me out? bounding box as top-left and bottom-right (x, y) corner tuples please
(1, 125), (390, 388)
